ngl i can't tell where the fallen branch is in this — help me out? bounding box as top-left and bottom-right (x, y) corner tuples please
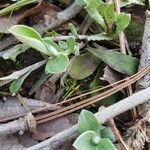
(0, 2), (82, 51)
(25, 87), (150, 150)
(0, 113), (36, 137)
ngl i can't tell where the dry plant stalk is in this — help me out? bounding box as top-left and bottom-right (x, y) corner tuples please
(0, 66), (149, 124)
(36, 67), (150, 124)
(113, 0), (137, 149)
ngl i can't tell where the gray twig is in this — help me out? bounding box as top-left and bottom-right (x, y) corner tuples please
(0, 113), (36, 137)
(26, 87), (150, 150)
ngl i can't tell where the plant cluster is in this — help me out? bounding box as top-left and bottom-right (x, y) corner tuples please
(73, 110), (117, 150)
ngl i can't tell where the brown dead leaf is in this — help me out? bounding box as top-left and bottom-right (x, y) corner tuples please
(32, 114), (78, 141)
(18, 1), (61, 25)
(0, 96), (58, 121)
(101, 67), (122, 84)
(0, 1), (60, 33)
(35, 74), (61, 104)
(101, 67), (125, 94)
(0, 14), (20, 33)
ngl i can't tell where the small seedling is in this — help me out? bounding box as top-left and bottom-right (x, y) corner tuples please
(73, 110), (117, 150)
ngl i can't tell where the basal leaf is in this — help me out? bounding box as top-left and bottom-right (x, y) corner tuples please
(84, 0), (103, 6)
(82, 33), (112, 41)
(58, 41), (68, 50)
(67, 37), (76, 53)
(45, 53), (69, 74)
(8, 25), (49, 55)
(105, 4), (116, 25)
(98, 138), (117, 150)
(88, 48), (139, 75)
(69, 23), (78, 36)
(78, 110), (101, 134)
(75, 0), (86, 6)
(98, 3), (109, 18)
(43, 37), (62, 53)
(2, 44), (29, 61)
(73, 131), (99, 150)
(9, 71), (31, 94)
(100, 127), (116, 143)
(69, 52), (100, 80)
(86, 6), (107, 30)
(115, 13), (131, 35)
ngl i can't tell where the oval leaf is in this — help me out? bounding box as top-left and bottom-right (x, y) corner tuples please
(69, 23), (78, 36)
(8, 25), (49, 55)
(73, 131), (98, 150)
(78, 110), (101, 134)
(100, 127), (116, 143)
(88, 48), (139, 75)
(98, 138), (117, 150)
(9, 72), (31, 94)
(69, 52), (100, 80)
(67, 37), (76, 53)
(115, 13), (131, 35)
(45, 53), (69, 74)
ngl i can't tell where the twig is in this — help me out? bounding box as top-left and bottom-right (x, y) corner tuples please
(113, 0), (126, 54)
(0, 60), (46, 87)
(0, 2), (82, 51)
(35, 66), (150, 124)
(107, 119), (130, 150)
(16, 93), (31, 112)
(0, 66), (149, 123)
(25, 87), (150, 150)
(114, 0), (137, 119)
(0, 113), (36, 137)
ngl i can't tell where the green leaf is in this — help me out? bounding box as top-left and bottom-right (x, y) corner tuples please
(98, 138), (117, 150)
(69, 23), (78, 36)
(2, 44), (29, 61)
(58, 41), (68, 50)
(75, 0), (86, 6)
(88, 48), (139, 75)
(0, 0), (38, 16)
(86, 6), (107, 30)
(98, 3), (109, 18)
(69, 52), (100, 80)
(81, 33), (112, 41)
(8, 25), (49, 55)
(100, 127), (116, 143)
(84, 0), (103, 6)
(73, 131), (99, 150)
(45, 53), (69, 74)
(78, 110), (101, 134)
(101, 93), (119, 106)
(115, 13), (131, 35)
(43, 37), (62, 53)
(105, 4), (116, 25)
(67, 37), (76, 53)
(9, 71), (31, 94)
(78, 0), (106, 30)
